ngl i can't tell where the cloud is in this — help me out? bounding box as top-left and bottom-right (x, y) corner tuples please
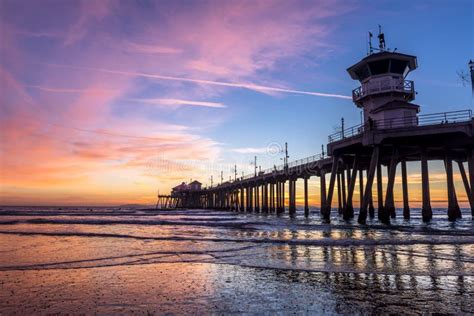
(12, 29), (62, 39)
(0, 0), (355, 205)
(41, 63), (352, 100)
(231, 147), (268, 154)
(24, 85), (117, 94)
(63, 0), (114, 46)
(0, 65), (221, 206)
(125, 42), (182, 55)
(130, 98), (226, 108)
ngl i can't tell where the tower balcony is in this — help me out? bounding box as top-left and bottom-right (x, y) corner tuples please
(352, 79), (414, 103)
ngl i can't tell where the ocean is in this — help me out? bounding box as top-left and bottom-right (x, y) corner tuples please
(0, 206), (473, 314)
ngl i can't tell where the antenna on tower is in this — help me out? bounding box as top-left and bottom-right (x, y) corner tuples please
(469, 60), (474, 97)
(368, 31), (374, 55)
(378, 25), (386, 51)
(253, 156), (257, 177)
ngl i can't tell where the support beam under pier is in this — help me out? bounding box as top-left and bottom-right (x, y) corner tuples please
(248, 186), (253, 212)
(468, 150), (474, 217)
(262, 183), (268, 212)
(358, 146), (379, 224)
(359, 169), (366, 216)
(304, 177), (309, 217)
(366, 169), (375, 218)
(385, 163), (396, 219)
(282, 181), (286, 213)
(445, 155), (461, 221)
(277, 181), (283, 214)
(341, 168), (347, 211)
(401, 159), (410, 219)
(255, 185), (260, 212)
(337, 173), (342, 215)
(320, 170), (327, 216)
(322, 156), (338, 222)
(421, 150), (432, 222)
(240, 187), (245, 211)
(269, 182), (274, 212)
(384, 149), (398, 223)
(288, 179), (293, 214)
(458, 161), (474, 215)
(376, 162), (384, 220)
(343, 155), (359, 220)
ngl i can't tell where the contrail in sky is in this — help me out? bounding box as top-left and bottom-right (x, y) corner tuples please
(40, 63), (352, 100)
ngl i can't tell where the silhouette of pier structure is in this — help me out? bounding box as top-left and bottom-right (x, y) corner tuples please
(165, 35), (474, 224)
(156, 195), (179, 209)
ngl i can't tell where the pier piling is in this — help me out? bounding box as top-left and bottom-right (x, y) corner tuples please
(304, 177), (309, 217)
(421, 150), (433, 222)
(401, 159), (410, 219)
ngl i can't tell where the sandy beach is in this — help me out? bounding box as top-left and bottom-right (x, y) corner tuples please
(0, 207), (472, 314)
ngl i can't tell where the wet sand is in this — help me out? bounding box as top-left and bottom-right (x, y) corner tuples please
(0, 207), (473, 314)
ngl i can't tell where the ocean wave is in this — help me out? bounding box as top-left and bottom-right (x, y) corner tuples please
(1, 230), (473, 247)
(1, 217), (473, 238)
(0, 218), (260, 229)
(0, 209), (235, 217)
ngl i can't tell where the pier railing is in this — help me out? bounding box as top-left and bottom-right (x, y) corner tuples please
(328, 109), (472, 143)
(327, 123), (365, 143)
(235, 153), (325, 183)
(376, 109), (472, 129)
(352, 79), (414, 102)
(287, 153), (324, 168)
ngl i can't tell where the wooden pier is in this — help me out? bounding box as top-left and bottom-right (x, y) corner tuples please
(166, 43), (474, 224)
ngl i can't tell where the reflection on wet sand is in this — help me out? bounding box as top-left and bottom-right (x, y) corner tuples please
(0, 207), (472, 314)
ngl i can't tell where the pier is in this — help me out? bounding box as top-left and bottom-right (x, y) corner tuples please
(165, 38), (474, 224)
(155, 195), (179, 209)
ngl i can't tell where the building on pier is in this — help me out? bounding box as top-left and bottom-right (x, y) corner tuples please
(172, 182), (189, 194)
(188, 180), (202, 191)
(167, 32), (474, 224)
(155, 180), (203, 209)
(348, 51), (419, 126)
(171, 180), (202, 196)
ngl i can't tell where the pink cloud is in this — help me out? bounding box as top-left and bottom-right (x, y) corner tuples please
(0, 1), (354, 205)
(131, 98), (227, 108)
(63, 0), (115, 46)
(38, 63), (351, 99)
(0, 65), (220, 201)
(124, 42), (182, 55)
(24, 85), (117, 94)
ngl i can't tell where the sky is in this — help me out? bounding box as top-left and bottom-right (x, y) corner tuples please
(0, 0), (473, 207)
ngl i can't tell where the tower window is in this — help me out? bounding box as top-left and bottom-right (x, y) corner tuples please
(390, 59), (409, 75)
(355, 65), (370, 81)
(369, 60), (390, 75)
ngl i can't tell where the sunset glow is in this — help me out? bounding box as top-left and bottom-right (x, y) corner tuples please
(1, 2), (473, 315)
(1, 0), (472, 207)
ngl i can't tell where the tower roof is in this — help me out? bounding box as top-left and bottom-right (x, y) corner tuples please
(347, 51), (417, 81)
